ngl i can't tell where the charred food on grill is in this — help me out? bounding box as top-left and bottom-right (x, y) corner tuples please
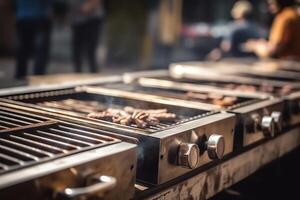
(87, 106), (176, 128)
(185, 92), (238, 107)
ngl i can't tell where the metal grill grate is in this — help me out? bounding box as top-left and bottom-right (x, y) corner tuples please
(3, 89), (209, 133)
(35, 99), (192, 133)
(0, 107), (48, 131)
(0, 106), (119, 174)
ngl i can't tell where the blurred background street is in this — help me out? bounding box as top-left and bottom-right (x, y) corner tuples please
(0, 0), (277, 81)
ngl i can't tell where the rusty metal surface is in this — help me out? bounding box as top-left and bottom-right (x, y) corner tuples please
(138, 127), (300, 200)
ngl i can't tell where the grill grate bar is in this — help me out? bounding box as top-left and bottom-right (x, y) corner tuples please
(129, 122), (172, 131)
(0, 153), (25, 166)
(0, 110), (43, 123)
(23, 132), (81, 150)
(10, 135), (68, 154)
(50, 128), (105, 144)
(0, 163), (9, 171)
(0, 115), (32, 126)
(36, 130), (93, 147)
(0, 120), (19, 128)
(0, 139), (54, 157)
(145, 127), (159, 131)
(156, 123), (171, 128)
(0, 125), (8, 129)
(58, 125), (115, 142)
(0, 106), (49, 122)
(39, 101), (92, 114)
(0, 144), (39, 161)
(0, 104), (120, 174)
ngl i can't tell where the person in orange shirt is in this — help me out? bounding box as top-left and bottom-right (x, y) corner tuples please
(245, 0), (300, 60)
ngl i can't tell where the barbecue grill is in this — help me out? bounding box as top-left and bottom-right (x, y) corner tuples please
(119, 71), (285, 148)
(0, 102), (137, 200)
(0, 86), (235, 185)
(169, 61), (300, 127)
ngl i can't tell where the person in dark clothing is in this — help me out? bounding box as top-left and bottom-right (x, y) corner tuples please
(15, 0), (53, 79)
(208, 0), (263, 60)
(70, 0), (104, 73)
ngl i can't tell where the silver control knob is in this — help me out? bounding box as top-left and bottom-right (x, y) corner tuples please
(271, 111), (282, 132)
(261, 116), (275, 137)
(207, 134), (225, 160)
(178, 143), (199, 169)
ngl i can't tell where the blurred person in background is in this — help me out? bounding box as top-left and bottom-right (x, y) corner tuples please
(15, 0), (53, 79)
(70, 0), (104, 73)
(208, 0), (262, 61)
(245, 0), (300, 60)
(152, 0), (182, 68)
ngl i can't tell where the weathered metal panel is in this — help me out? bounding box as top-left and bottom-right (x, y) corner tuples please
(143, 128), (300, 200)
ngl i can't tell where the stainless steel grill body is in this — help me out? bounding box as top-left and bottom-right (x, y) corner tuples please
(118, 71), (285, 148)
(0, 87), (235, 185)
(230, 98), (283, 147)
(170, 61), (300, 126)
(0, 142), (137, 200)
(0, 103), (137, 200)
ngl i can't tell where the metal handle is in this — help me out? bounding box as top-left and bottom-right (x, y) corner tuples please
(62, 175), (117, 199)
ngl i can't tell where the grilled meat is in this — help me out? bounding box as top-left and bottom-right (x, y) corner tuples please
(148, 113), (177, 121)
(208, 93), (224, 100)
(185, 92), (237, 107)
(186, 92), (208, 100)
(112, 115), (132, 126)
(40, 99), (178, 129)
(88, 107), (176, 129)
(146, 116), (160, 126)
(213, 96), (237, 107)
(87, 111), (113, 120)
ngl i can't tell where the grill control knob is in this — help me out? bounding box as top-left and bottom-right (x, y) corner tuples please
(271, 111), (282, 132)
(178, 143), (199, 169)
(261, 116), (275, 137)
(207, 134), (225, 160)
